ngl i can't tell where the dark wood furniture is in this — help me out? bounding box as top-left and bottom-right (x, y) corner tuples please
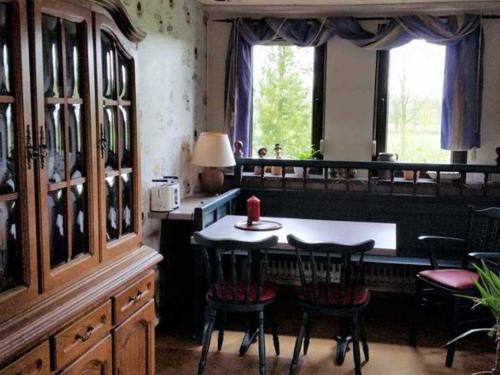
(410, 207), (500, 367)
(193, 232), (280, 375)
(287, 234), (375, 375)
(0, 1), (161, 374)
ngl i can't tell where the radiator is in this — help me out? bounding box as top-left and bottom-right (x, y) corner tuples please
(266, 259), (417, 294)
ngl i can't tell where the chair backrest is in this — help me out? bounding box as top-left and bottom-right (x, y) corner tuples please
(193, 232), (279, 305)
(467, 207), (500, 254)
(287, 234), (375, 308)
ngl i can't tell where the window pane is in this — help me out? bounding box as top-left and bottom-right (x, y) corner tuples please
(48, 188), (67, 268)
(42, 14), (62, 98)
(0, 200), (21, 293)
(252, 45), (314, 159)
(386, 40), (450, 163)
(0, 4), (12, 96)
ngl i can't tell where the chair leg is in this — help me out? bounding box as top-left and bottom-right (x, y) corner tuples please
(258, 310), (266, 375)
(409, 277), (422, 347)
(446, 296), (460, 368)
(352, 313), (362, 375)
(303, 317), (312, 355)
(270, 314), (280, 356)
(359, 313), (369, 362)
(198, 308), (217, 375)
(217, 311), (227, 351)
(290, 312), (308, 375)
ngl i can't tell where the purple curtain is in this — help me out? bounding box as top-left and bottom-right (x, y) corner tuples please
(224, 15), (482, 156)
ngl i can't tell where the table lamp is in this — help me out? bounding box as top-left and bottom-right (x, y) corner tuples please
(192, 132), (236, 194)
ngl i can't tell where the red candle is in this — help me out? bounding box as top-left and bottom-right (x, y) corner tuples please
(247, 196), (260, 225)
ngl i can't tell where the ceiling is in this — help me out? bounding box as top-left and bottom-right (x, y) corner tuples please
(197, 0), (500, 16)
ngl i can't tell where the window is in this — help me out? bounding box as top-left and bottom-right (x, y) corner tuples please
(251, 44), (325, 159)
(375, 39), (465, 163)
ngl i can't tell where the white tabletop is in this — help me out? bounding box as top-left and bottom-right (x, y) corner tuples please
(195, 215), (397, 256)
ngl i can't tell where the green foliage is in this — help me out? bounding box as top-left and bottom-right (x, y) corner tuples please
(296, 146), (320, 160)
(252, 46), (313, 159)
(469, 261), (500, 316)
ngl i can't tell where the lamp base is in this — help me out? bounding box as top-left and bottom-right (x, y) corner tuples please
(200, 168), (224, 194)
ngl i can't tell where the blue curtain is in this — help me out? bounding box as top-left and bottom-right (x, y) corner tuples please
(224, 15), (482, 155)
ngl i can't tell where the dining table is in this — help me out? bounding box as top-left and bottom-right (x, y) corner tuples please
(192, 214), (397, 365)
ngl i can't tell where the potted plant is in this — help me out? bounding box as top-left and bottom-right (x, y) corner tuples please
(295, 147), (320, 177)
(448, 261), (500, 374)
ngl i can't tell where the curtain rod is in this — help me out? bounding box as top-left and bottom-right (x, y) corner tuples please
(212, 15), (500, 22)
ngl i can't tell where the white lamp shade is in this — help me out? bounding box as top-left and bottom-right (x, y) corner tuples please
(192, 132), (236, 168)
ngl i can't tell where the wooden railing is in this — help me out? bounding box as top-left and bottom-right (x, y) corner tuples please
(233, 158), (500, 197)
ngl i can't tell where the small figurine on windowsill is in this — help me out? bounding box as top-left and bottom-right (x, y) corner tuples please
(234, 140), (243, 161)
(496, 147), (500, 166)
(254, 147), (267, 175)
(271, 144), (283, 175)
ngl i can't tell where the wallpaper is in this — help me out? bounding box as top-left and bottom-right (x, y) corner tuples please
(123, 0), (207, 250)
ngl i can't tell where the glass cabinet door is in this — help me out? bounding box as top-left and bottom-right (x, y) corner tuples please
(95, 15), (141, 261)
(0, 0), (38, 321)
(33, 0), (99, 292)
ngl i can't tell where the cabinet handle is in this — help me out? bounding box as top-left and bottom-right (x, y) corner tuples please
(26, 124), (35, 169)
(99, 123), (107, 159)
(39, 126), (48, 169)
(75, 325), (94, 342)
(129, 290), (144, 304)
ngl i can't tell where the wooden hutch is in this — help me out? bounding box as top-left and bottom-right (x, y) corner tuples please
(0, 0), (161, 374)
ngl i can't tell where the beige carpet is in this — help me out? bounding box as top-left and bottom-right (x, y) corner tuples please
(156, 331), (494, 374)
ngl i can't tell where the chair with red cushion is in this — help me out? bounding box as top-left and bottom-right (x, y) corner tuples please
(287, 234), (375, 375)
(193, 232), (280, 375)
(410, 206), (500, 367)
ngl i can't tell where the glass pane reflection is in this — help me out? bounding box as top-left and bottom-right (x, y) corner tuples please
(68, 104), (84, 179)
(64, 21), (82, 98)
(118, 106), (131, 168)
(104, 106), (118, 171)
(45, 104), (65, 183)
(118, 51), (130, 100)
(0, 104), (15, 194)
(121, 173), (133, 234)
(71, 183), (87, 258)
(105, 176), (118, 242)
(0, 4), (12, 96)
(48, 189), (67, 268)
(42, 14), (62, 98)
(0, 200), (21, 293)
(101, 32), (115, 99)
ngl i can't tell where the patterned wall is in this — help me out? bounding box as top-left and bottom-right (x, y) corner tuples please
(123, 0), (207, 250)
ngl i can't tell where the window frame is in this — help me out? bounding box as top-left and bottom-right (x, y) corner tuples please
(250, 42), (326, 158)
(373, 48), (467, 164)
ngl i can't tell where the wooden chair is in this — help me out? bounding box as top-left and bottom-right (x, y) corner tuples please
(287, 234), (375, 375)
(193, 232), (280, 375)
(410, 206), (500, 367)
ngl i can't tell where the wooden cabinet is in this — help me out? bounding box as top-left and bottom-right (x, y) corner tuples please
(114, 300), (155, 375)
(60, 335), (112, 375)
(0, 1), (161, 374)
(0, 341), (50, 375)
(0, 0), (39, 321)
(32, 0), (100, 293)
(94, 13), (141, 262)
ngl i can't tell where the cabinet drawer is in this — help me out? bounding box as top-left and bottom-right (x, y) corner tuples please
(0, 341), (51, 375)
(113, 272), (155, 324)
(53, 301), (112, 370)
(59, 335), (112, 375)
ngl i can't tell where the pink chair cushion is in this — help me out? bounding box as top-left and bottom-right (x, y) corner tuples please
(419, 269), (479, 290)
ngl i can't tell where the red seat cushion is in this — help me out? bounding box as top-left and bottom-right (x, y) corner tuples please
(419, 269), (479, 290)
(208, 280), (277, 303)
(297, 284), (370, 306)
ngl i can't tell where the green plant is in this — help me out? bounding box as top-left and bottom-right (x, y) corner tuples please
(448, 261), (500, 374)
(296, 146), (320, 160)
